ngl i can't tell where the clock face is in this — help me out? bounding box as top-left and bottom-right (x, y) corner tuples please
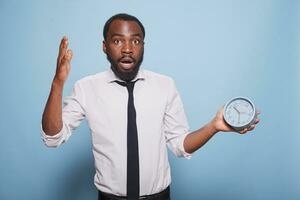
(224, 97), (256, 128)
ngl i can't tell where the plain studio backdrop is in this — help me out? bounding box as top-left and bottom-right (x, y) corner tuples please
(0, 0), (299, 199)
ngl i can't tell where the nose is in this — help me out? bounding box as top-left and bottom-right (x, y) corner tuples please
(121, 41), (133, 55)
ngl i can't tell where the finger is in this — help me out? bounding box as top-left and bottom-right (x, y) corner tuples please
(247, 125), (255, 131)
(254, 118), (260, 124)
(58, 36), (68, 59)
(60, 49), (73, 67)
(256, 108), (261, 115)
(239, 128), (247, 134)
(65, 49), (73, 61)
(220, 106), (225, 113)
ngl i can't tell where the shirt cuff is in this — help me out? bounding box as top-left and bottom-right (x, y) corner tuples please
(178, 132), (192, 159)
(40, 124), (66, 147)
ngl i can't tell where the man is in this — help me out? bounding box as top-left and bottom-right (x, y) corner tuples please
(41, 13), (260, 200)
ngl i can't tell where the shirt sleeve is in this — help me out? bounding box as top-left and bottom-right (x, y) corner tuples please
(164, 79), (192, 159)
(41, 81), (86, 147)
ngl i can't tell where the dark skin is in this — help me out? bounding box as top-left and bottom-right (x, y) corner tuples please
(42, 19), (260, 153)
(41, 36), (72, 135)
(103, 19), (144, 77)
(41, 20), (145, 135)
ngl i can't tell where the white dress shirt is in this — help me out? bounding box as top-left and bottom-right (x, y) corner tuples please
(41, 68), (191, 196)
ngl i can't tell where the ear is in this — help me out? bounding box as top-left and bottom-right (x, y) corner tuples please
(102, 40), (107, 54)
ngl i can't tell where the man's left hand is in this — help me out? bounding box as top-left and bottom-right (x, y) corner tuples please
(211, 107), (260, 134)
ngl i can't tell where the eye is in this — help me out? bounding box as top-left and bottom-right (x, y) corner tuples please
(132, 39), (140, 45)
(113, 39), (121, 45)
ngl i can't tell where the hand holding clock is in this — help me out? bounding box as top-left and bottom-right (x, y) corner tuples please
(212, 97), (260, 134)
(211, 107), (260, 134)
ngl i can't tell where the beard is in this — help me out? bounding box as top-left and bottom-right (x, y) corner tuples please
(106, 52), (144, 82)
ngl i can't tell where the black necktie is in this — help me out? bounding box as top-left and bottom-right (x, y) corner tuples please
(115, 80), (140, 199)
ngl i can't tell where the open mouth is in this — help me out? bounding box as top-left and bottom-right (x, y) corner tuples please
(119, 57), (135, 70)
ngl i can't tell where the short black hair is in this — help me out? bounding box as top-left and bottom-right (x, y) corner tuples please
(103, 13), (145, 40)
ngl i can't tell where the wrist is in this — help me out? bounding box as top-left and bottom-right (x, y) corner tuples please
(52, 77), (65, 88)
(208, 120), (219, 135)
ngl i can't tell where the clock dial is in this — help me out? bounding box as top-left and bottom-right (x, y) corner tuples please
(223, 97), (256, 131)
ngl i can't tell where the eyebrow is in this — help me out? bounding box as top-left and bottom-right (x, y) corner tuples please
(110, 33), (143, 38)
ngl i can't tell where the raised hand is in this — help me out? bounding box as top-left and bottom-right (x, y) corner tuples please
(54, 36), (73, 84)
(42, 36), (73, 135)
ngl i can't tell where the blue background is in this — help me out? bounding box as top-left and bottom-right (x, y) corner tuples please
(1, 0), (299, 199)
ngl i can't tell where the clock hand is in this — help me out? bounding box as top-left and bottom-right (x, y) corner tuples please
(233, 106), (240, 114)
(233, 106), (241, 124)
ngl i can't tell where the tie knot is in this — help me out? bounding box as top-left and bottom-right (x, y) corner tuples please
(115, 80), (136, 91)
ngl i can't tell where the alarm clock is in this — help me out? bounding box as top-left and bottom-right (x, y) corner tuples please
(223, 97), (257, 131)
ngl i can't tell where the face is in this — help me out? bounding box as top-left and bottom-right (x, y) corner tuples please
(103, 19), (144, 81)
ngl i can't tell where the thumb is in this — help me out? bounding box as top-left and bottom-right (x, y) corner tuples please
(65, 49), (73, 61)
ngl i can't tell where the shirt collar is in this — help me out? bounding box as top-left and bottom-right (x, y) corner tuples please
(106, 67), (146, 83)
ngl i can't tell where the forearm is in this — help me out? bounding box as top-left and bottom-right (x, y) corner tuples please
(42, 79), (64, 136)
(183, 122), (218, 154)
